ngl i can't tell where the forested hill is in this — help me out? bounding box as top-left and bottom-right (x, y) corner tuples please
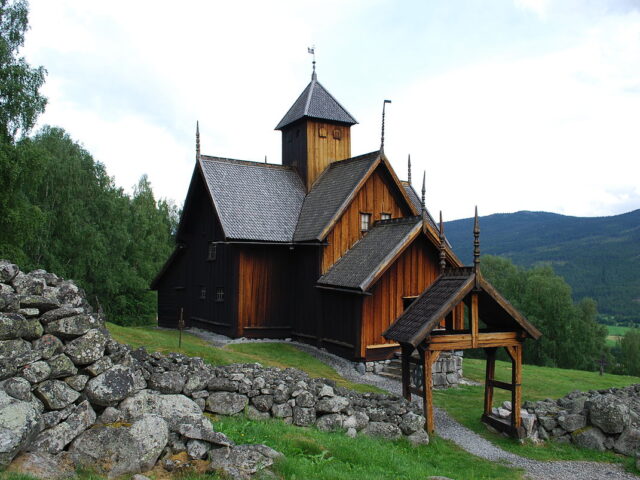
(445, 209), (640, 323)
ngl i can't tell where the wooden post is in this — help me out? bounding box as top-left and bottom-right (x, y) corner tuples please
(178, 307), (185, 349)
(483, 347), (496, 416)
(471, 293), (479, 348)
(506, 345), (522, 430)
(420, 347), (441, 433)
(401, 344), (412, 401)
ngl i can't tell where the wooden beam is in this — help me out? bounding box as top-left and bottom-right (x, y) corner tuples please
(489, 379), (514, 391)
(420, 348), (442, 434)
(401, 345), (412, 401)
(471, 293), (479, 348)
(367, 342), (400, 349)
(510, 344), (522, 430)
(483, 347), (496, 416)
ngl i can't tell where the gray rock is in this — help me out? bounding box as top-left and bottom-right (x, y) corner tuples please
(0, 338), (32, 359)
(148, 371), (186, 394)
(11, 273), (45, 296)
(32, 334), (64, 360)
(69, 414), (168, 478)
(186, 438), (210, 460)
(177, 419), (234, 446)
(292, 406), (316, 426)
(48, 354), (78, 379)
(294, 390), (315, 408)
(590, 394), (630, 434)
(246, 405), (271, 420)
(20, 360), (51, 384)
(65, 374), (89, 391)
(183, 371), (210, 396)
(206, 392), (249, 415)
(45, 315), (100, 339)
(39, 307), (83, 324)
(207, 377), (238, 392)
(614, 427), (640, 456)
(557, 413), (586, 433)
(2, 377), (32, 401)
(84, 356), (112, 377)
(53, 282), (84, 308)
(34, 380), (80, 410)
(271, 403), (292, 418)
(316, 395), (349, 413)
(0, 261), (19, 283)
(572, 426), (606, 452)
(18, 308), (40, 319)
(28, 400), (96, 454)
(42, 407), (73, 429)
(64, 329), (107, 365)
(316, 413), (343, 431)
(0, 292), (19, 313)
(538, 415), (557, 431)
(4, 451), (74, 480)
(318, 385), (335, 397)
(85, 365), (136, 406)
(97, 407), (124, 424)
(399, 412), (425, 435)
(208, 444), (283, 478)
(407, 429), (430, 446)
(19, 295), (60, 312)
(343, 411), (370, 431)
(346, 427), (357, 438)
(251, 394), (274, 412)
(0, 313), (23, 339)
(119, 390), (203, 432)
(362, 421), (402, 440)
(0, 390), (42, 467)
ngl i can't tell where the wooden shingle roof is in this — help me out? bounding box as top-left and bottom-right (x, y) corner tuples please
(317, 216), (422, 291)
(383, 269), (542, 347)
(275, 74), (358, 130)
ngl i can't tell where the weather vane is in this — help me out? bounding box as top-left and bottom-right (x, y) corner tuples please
(308, 46), (316, 77)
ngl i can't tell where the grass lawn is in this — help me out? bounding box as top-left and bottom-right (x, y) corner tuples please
(605, 325), (637, 347)
(106, 323), (382, 393)
(434, 357), (640, 469)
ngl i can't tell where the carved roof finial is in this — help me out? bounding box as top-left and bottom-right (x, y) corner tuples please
(196, 121), (200, 159)
(473, 205), (480, 274)
(407, 154), (412, 185)
(380, 99), (391, 151)
(308, 46), (316, 80)
(264, 155), (267, 164)
(421, 171), (426, 211)
(439, 211), (446, 273)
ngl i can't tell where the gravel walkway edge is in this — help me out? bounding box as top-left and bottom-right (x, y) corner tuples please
(186, 328), (639, 480)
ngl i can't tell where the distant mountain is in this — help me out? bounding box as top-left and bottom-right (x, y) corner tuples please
(445, 209), (640, 323)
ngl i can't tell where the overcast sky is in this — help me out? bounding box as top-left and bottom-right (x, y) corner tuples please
(22, 0), (640, 220)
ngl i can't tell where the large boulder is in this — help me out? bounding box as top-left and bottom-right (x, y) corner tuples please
(362, 421), (402, 440)
(4, 451), (74, 480)
(0, 390), (42, 467)
(32, 334), (64, 360)
(34, 380), (80, 410)
(47, 354), (77, 379)
(28, 401), (96, 454)
(315, 395), (349, 414)
(84, 365), (137, 407)
(64, 329), (107, 365)
(572, 426), (606, 452)
(0, 261), (19, 283)
(39, 308), (83, 324)
(69, 414), (168, 478)
(19, 295), (60, 313)
(614, 427), (640, 456)
(208, 444), (283, 479)
(119, 390), (203, 432)
(11, 273), (45, 296)
(206, 392), (248, 416)
(557, 413), (586, 433)
(148, 371), (186, 394)
(589, 394), (630, 434)
(45, 315), (100, 339)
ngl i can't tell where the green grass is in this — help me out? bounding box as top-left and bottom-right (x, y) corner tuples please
(213, 414), (524, 480)
(434, 357), (640, 468)
(106, 323), (381, 393)
(605, 325), (637, 347)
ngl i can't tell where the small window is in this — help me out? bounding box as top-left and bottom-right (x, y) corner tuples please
(215, 287), (224, 302)
(381, 213), (391, 221)
(318, 127), (327, 138)
(360, 213), (372, 233)
(207, 243), (217, 261)
(199, 286), (206, 300)
(333, 128), (342, 140)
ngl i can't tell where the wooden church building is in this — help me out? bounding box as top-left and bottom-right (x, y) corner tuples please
(151, 70), (466, 361)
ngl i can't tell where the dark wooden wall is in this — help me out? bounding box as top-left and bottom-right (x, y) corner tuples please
(318, 290), (362, 358)
(322, 165), (413, 273)
(236, 246), (294, 338)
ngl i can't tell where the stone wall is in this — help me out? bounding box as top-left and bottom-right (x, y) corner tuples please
(364, 351), (464, 388)
(0, 261), (430, 479)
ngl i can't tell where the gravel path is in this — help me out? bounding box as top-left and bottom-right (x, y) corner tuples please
(187, 328), (639, 480)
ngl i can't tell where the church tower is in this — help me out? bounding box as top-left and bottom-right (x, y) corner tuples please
(276, 71), (357, 191)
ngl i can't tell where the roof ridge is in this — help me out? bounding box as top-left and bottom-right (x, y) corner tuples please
(328, 150), (380, 168)
(376, 215), (422, 226)
(200, 155), (294, 170)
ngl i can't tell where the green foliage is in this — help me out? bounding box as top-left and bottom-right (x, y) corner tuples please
(446, 210), (640, 323)
(0, 127), (176, 325)
(481, 255), (608, 370)
(619, 329), (640, 376)
(0, 0), (47, 142)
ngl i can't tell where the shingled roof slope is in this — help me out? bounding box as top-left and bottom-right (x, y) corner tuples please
(276, 74), (358, 130)
(318, 216), (422, 291)
(402, 181), (422, 212)
(199, 156), (306, 242)
(293, 151), (380, 242)
(383, 270), (474, 345)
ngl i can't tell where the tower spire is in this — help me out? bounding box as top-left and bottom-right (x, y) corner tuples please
(439, 211), (447, 273)
(196, 121), (200, 159)
(407, 154), (412, 185)
(380, 99), (392, 151)
(421, 171), (426, 211)
(473, 206), (480, 274)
